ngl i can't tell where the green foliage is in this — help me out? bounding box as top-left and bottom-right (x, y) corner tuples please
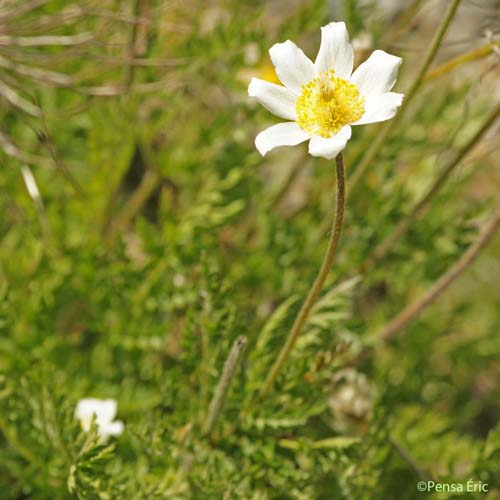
(1, 1), (499, 499)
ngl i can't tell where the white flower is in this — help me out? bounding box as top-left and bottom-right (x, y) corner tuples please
(75, 398), (124, 439)
(248, 22), (404, 159)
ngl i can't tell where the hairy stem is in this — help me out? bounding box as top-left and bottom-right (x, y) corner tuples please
(377, 207), (500, 342)
(259, 153), (346, 398)
(363, 101), (500, 273)
(203, 336), (247, 436)
(349, 0), (462, 195)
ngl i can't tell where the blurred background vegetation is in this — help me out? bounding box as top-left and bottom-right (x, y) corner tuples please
(0, 0), (499, 498)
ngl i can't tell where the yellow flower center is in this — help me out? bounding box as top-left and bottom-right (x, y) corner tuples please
(296, 70), (365, 138)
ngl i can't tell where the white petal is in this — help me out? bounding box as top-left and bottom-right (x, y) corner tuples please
(308, 126), (352, 159)
(350, 50), (402, 97)
(102, 420), (124, 437)
(315, 22), (354, 79)
(97, 399), (117, 424)
(353, 92), (404, 125)
(255, 122), (310, 156)
(269, 40), (315, 95)
(75, 398), (101, 421)
(248, 78), (297, 120)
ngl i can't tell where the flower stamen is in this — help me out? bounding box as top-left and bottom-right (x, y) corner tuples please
(296, 70), (365, 138)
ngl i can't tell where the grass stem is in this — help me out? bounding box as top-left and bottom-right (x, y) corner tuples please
(377, 207), (500, 342)
(424, 39), (500, 82)
(362, 101), (500, 273)
(349, 0), (463, 195)
(203, 336), (247, 436)
(389, 436), (432, 482)
(362, 103), (500, 273)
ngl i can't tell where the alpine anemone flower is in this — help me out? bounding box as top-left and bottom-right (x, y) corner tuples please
(75, 398), (124, 439)
(248, 22), (403, 159)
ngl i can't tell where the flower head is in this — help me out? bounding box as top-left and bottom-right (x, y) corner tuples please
(75, 398), (124, 439)
(248, 22), (403, 159)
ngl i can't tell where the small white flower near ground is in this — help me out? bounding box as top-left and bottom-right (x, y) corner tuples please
(75, 398), (124, 439)
(248, 22), (404, 159)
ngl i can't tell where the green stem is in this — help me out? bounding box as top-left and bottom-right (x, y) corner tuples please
(349, 0), (463, 195)
(259, 153), (346, 398)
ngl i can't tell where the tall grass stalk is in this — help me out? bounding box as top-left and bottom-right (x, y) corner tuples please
(203, 336), (247, 436)
(348, 0), (463, 194)
(363, 100), (500, 273)
(424, 39), (500, 82)
(376, 207), (500, 342)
